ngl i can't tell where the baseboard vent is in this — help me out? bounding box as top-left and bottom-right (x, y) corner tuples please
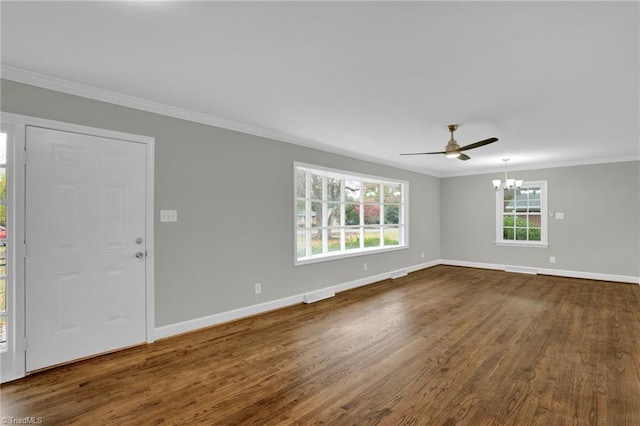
(390, 269), (408, 279)
(505, 266), (538, 275)
(303, 290), (335, 304)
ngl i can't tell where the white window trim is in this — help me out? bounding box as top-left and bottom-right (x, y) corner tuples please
(294, 162), (409, 265)
(495, 180), (548, 248)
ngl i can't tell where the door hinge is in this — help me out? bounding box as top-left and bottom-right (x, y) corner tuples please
(23, 336), (28, 351)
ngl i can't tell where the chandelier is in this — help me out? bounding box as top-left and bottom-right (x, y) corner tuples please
(492, 159), (523, 191)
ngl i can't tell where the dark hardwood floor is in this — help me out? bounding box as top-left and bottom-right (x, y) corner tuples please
(1, 265), (639, 425)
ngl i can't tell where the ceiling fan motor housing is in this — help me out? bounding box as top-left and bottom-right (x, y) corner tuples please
(446, 139), (460, 153)
(445, 125), (460, 154)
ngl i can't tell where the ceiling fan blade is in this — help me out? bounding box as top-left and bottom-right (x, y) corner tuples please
(399, 151), (446, 156)
(458, 153), (471, 161)
(458, 137), (498, 152)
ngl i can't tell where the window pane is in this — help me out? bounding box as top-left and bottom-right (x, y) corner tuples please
(516, 201), (528, 212)
(0, 243), (5, 277)
(327, 203), (341, 227)
(296, 200), (306, 228)
(503, 215), (515, 240)
(327, 178), (341, 201)
(384, 205), (400, 225)
(364, 227), (380, 247)
(384, 183), (401, 203)
(345, 180), (361, 202)
(297, 230), (307, 258)
(311, 229), (323, 254)
(328, 228), (341, 252)
(311, 202), (322, 227)
(0, 278), (4, 314)
(345, 203), (359, 225)
(529, 227), (541, 241)
(296, 169), (306, 198)
(0, 314), (6, 351)
(363, 182), (380, 203)
(383, 227), (400, 246)
(503, 201), (514, 213)
(516, 215), (528, 227)
(345, 227), (360, 249)
(515, 228), (528, 240)
(529, 188), (541, 200)
(503, 189), (515, 201)
(528, 215), (541, 227)
(503, 215), (515, 227)
(311, 174), (323, 200)
(363, 204), (380, 224)
(0, 133), (5, 166)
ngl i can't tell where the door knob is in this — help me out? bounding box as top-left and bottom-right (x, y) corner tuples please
(136, 237), (144, 245)
(135, 251), (145, 259)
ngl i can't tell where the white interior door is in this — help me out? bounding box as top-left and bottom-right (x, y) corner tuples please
(25, 126), (147, 372)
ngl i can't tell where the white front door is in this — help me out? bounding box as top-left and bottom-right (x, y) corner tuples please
(25, 126), (147, 372)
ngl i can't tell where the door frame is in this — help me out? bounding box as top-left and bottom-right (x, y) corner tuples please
(0, 112), (155, 382)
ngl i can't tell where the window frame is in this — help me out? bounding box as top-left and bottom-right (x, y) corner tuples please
(495, 180), (548, 248)
(294, 162), (408, 265)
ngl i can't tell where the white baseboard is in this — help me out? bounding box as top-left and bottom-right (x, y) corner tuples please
(439, 259), (640, 284)
(535, 267), (639, 285)
(154, 293), (304, 340)
(154, 259), (441, 340)
(155, 258), (638, 340)
(439, 259), (504, 271)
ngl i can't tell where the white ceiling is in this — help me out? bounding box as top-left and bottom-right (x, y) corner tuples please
(1, 1), (638, 177)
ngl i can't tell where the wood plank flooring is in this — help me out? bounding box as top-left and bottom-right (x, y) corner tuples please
(1, 265), (639, 425)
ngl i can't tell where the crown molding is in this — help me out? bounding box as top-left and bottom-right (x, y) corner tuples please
(2, 65), (636, 179)
(440, 155), (640, 178)
(0, 65), (439, 177)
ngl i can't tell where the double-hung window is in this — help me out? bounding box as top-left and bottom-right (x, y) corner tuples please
(295, 163), (407, 264)
(496, 180), (548, 247)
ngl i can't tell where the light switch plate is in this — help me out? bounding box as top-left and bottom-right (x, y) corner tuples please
(160, 210), (178, 222)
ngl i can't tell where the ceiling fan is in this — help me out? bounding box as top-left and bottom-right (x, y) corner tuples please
(400, 124), (498, 161)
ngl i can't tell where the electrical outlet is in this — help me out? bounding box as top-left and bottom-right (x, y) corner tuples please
(550, 256), (556, 264)
(421, 252), (425, 259)
(255, 283), (261, 294)
(364, 262), (368, 271)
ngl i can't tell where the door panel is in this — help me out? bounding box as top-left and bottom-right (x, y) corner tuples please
(26, 126), (147, 372)
(52, 181), (83, 251)
(51, 271), (83, 335)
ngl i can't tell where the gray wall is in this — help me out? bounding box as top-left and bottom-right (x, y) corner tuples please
(441, 162), (640, 277)
(2, 79), (638, 329)
(0, 79), (441, 327)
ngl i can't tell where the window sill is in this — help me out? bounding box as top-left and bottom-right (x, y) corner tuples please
(495, 241), (548, 248)
(295, 245), (408, 266)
